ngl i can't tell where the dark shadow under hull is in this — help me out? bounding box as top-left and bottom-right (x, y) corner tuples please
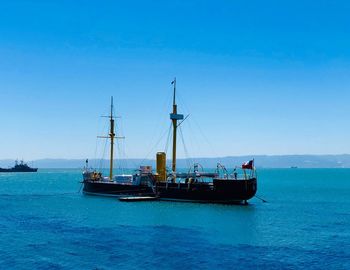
(82, 181), (153, 197)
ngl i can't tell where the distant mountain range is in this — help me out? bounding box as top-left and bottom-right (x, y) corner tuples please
(1, 155), (350, 169)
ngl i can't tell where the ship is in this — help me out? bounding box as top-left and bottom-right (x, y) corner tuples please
(82, 97), (154, 197)
(150, 78), (257, 204)
(0, 160), (38, 172)
(82, 80), (257, 204)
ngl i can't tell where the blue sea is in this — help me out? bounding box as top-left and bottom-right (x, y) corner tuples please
(0, 169), (349, 269)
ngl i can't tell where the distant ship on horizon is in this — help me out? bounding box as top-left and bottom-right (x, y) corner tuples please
(0, 160), (38, 172)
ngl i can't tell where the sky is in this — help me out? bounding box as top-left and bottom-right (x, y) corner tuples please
(1, 0), (350, 160)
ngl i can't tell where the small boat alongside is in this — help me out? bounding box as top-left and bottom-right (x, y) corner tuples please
(118, 196), (159, 202)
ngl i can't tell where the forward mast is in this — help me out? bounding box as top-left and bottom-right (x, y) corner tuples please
(98, 96), (124, 181)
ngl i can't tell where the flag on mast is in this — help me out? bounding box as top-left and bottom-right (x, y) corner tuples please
(242, 159), (254, 170)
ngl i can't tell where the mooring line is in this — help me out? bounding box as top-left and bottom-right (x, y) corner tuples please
(255, 195), (268, 203)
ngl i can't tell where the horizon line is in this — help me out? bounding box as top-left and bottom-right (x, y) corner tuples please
(1, 153), (350, 161)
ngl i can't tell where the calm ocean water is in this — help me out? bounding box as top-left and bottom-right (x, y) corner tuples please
(0, 168), (349, 269)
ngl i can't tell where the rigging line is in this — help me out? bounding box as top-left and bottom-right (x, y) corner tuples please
(93, 116), (108, 169)
(141, 86), (173, 158)
(113, 107), (136, 170)
(116, 140), (122, 171)
(176, 92), (205, 157)
(184, 116), (201, 159)
(99, 133), (109, 172)
(176, 114), (190, 128)
(179, 126), (189, 168)
(116, 113), (127, 169)
(117, 141), (125, 172)
(120, 146), (138, 171)
(255, 195), (268, 203)
(96, 101), (114, 171)
(118, 140), (125, 172)
(176, 90), (191, 117)
(191, 114), (222, 162)
(93, 136), (98, 169)
(115, 119), (122, 170)
(174, 90), (199, 165)
(93, 119), (101, 169)
(179, 126), (193, 169)
(100, 118), (108, 170)
(120, 117), (138, 170)
(115, 112), (137, 169)
(164, 122), (172, 154)
(138, 123), (173, 166)
(137, 82), (175, 166)
(177, 90), (221, 161)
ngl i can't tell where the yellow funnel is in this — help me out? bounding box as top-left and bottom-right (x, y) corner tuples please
(156, 152), (166, 181)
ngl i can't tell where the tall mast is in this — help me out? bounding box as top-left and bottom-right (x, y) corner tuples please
(172, 79), (177, 172)
(97, 96), (124, 180)
(170, 78), (183, 173)
(109, 96), (115, 181)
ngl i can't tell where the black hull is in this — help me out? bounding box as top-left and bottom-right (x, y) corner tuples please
(83, 181), (153, 197)
(83, 178), (257, 204)
(0, 168), (38, 172)
(155, 178), (257, 204)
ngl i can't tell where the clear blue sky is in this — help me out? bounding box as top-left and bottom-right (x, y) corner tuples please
(1, 0), (350, 160)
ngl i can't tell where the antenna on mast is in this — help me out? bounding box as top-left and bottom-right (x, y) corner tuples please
(172, 77), (176, 106)
(110, 96), (114, 119)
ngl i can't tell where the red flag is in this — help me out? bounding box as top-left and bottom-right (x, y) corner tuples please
(242, 160), (254, 169)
